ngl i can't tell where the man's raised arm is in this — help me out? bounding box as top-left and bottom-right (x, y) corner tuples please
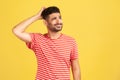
(12, 7), (45, 43)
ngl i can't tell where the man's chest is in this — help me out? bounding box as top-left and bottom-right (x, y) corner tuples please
(34, 39), (72, 60)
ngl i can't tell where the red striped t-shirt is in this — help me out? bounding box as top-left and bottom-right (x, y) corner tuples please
(26, 33), (78, 80)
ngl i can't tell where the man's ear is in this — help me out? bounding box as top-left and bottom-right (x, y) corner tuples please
(43, 20), (48, 26)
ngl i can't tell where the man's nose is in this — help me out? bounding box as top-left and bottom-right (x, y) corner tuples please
(56, 18), (62, 23)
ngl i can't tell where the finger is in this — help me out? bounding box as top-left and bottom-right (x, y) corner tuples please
(41, 7), (46, 11)
(42, 6), (46, 9)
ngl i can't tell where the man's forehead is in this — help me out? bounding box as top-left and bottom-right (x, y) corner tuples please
(49, 13), (61, 17)
(46, 13), (61, 21)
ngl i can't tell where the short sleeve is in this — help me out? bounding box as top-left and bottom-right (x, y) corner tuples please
(26, 33), (35, 50)
(70, 39), (79, 60)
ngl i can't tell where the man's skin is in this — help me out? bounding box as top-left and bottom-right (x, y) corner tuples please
(12, 7), (81, 80)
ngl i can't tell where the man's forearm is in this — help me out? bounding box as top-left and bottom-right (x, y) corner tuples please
(13, 15), (40, 33)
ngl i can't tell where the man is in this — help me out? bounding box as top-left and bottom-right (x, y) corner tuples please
(12, 6), (81, 80)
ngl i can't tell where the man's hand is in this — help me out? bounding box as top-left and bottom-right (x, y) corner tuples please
(35, 7), (46, 20)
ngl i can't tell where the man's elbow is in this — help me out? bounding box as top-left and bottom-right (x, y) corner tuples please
(12, 27), (17, 34)
(74, 70), (81, 80)
(72, 66), (81, 80)
(74, 68), (81, 75)
(12, 27), (22, 35)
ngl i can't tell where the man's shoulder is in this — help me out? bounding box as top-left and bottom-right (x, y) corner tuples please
(62, 34), (76, 41)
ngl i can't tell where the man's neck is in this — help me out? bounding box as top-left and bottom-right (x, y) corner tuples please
(47, 31), (62, 39)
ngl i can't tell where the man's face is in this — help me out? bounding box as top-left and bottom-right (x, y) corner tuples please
(45, 13), (63, 32)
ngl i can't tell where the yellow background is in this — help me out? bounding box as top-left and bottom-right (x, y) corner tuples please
(0, 0), (120, 80)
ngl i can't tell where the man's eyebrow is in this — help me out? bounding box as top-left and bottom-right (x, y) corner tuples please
(51, 17), (57, 20)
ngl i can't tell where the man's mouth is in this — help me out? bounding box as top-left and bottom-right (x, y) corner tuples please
(54, 23), (62, 26)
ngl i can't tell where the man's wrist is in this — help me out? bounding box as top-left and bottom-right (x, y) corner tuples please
(34, 14), (42, 20)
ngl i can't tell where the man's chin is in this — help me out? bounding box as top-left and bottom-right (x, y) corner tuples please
(54, 28), (62, 32)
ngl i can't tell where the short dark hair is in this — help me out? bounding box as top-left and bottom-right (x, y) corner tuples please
(41, 6), (60, 20)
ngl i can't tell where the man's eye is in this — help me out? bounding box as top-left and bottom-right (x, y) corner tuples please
(52, 17), (56, 20)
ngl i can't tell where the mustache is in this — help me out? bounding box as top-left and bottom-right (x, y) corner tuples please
(54, 23), (63, 26)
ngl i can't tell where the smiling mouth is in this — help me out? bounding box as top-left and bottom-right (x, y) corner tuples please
(56, 25), (62, 28)
(57, 25), (61, 26)
(54, 23), (63, 26)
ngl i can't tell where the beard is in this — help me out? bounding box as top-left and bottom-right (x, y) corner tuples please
(48, 23), (63, 32)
